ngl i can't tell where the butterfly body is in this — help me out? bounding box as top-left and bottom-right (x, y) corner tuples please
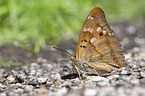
(72, 7), (126, 74)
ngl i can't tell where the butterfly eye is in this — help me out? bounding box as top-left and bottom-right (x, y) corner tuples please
(99, 32), (103, 36)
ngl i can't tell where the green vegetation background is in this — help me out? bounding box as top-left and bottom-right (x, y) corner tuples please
(0, 0), (144, 54)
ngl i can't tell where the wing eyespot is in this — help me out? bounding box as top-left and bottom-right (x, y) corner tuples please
(113, 57), (118, 62)
(83, 46), (86, 48)
(99, 32), (103, 36)
(84, 39), (87, 42)
(80, 45), (86, 48)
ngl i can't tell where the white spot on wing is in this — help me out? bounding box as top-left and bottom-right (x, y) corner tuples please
(90, 17), (94, 20)
(83, 28), (87, 32)
(87, 28), (91, 31)
(103, 30), (106, 34)
(90, 37), (96, 43)
(87, 16), (91, 20)
(90, 28), (94, 33)
(97, 27), (101, 32)
(108, 33), (111, 36)
(83, 27), (94, 33)
(112, 32), (115, 36)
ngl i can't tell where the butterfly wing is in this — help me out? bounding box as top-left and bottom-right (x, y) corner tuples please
(81, 36), (126, 74)
(76, 7), (113, 60)
(75, 7), (126, 74)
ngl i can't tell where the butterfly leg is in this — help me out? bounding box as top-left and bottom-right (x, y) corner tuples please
(80, 62), (88, 72)
(91, 69), (100, 76)
(71, 63), (76, 73)
(74, 65), (82, 79)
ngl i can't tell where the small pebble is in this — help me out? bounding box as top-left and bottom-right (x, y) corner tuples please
(24, 85), (34, 92)
(56, 87), (67, 95)
(130, 79), (140, 85)
(97, 82), (109, 86)
(84, 88), (97, 96)
(140, 72), (145, 77)
(30, 62), (38, 67)
(7, 75), (15, 82)
(0, 93), (6, 96)
(39, 87), (48, 94)
(13, 88), (24, 94)
(88, 76), (107, 82)
(37, 77), (47, 83)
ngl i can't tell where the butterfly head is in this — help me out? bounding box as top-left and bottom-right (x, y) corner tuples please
(70, 56), (74, 61)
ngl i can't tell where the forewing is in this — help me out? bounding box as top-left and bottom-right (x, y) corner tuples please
(76, 7), (113, 60)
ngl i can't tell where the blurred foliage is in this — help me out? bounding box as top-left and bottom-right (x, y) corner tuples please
(0, 0), (144, 55)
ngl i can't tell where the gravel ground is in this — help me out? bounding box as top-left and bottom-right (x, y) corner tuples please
(0, 48), (145, 96)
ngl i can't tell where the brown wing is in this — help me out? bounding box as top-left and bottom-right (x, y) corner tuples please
(74, 7), (126, 74)
(80, 36), (126, 74)
(76, 7), (114, 60)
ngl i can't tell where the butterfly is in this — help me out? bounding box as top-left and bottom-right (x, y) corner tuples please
(70, 7), (126, 75)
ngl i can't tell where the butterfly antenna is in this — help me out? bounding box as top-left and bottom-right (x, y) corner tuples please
(50, 42), (73, 71)
(50, 42), (72, 57)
